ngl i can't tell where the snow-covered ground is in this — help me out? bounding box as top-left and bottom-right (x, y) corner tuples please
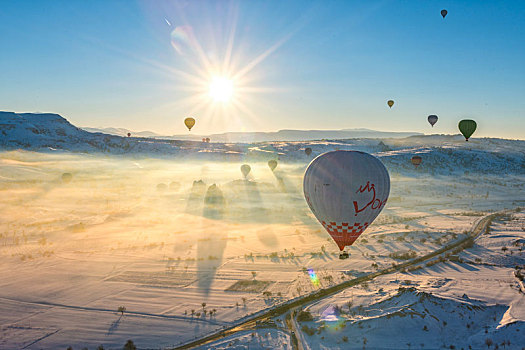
(295, 212), (525, 350)
(0, 112), (524, 349)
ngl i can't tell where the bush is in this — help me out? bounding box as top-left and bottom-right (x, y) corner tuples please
(297, 310), (313, 322)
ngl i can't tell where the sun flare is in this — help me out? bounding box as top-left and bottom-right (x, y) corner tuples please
(209, 76), (234, 103)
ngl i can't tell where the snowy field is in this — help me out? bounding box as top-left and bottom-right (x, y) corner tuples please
(296, 212), (525, 350)
(0, 135), (524, 349)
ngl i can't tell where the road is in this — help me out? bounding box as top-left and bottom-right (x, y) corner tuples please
(173, 211), (504, 349)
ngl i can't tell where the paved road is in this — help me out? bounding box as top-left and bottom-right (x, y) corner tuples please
(173, 211), (504, 349)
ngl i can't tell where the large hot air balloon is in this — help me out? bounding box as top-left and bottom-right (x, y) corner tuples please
(458, 119), (477, 141)
(241, 164), (251, 178)
(268, 160), (278, 171)
(427, 115), (438, 127)
(305, 147), (312, 156)
(184, 117), (196, 131)
(61, 173), (73, 183)
(441, 9), (448, 18)
(304, 151), (390, 258)
(387, 100), (394, 108)
(411, 156), (422, 168)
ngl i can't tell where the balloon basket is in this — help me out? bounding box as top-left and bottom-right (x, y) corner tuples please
(339, 252), (349, 260)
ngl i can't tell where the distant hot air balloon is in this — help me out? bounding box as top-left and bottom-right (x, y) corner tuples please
(304, 151), (390, 258)
(305, 147), (312, 156)
(205, 137), (210, 143)
(61, 173), (73, 183)
(241, 164), (251, 178)
(411, 155), (422, 168)
(441, 9), (448, 18)
(458, 119), (477, 141)
(268, 160), (278, 171)
(387, 100), (394, 108)
(428, 115), (438, 127)
(127, 132), (131, 137)
(184, 117), (196, 131)
(202, 138), (206, 142)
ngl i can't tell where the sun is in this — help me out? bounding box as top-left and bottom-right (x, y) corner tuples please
(209, 76), (234, 103)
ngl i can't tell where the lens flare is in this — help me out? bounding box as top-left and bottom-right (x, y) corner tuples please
(307, 268), (320, 287)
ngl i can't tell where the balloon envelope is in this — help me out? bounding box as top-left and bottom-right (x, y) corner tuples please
(387, 100), (394, 108)
(303, 151), (390, 251)
(428, 115), (438, 127)
(127, 133), (131, 137)
(205, 137), (210, 143)
(268, 160), (278, 171)
(241, 164), (251, 178)
(458, 119), (477, 141)
(411, 156), (422, 167)
(305, 147), (312, 156)
(441, 9), (448, 18)
(184, 117), (196, 131)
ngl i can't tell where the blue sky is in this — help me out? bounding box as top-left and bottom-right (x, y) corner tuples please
(1, 0), (524, 138)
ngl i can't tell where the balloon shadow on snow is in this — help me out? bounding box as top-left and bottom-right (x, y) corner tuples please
(196, 184), (228, 296)
(185, 179), (207, 215)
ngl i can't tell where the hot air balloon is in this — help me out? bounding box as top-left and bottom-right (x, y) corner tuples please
(127, 132), (131, 137)
(441, 9), (448, 18)
(305, 147), (312, 156)
(411, 155), (422, 168)
(268, 160), (278, 171)
(184, 117), (196, 131)
(304, 151), (390, 258)
(202, 138), (206, 142)
(205, 137), (210, 143)
(61, 173), (73, 183)
(458, 119), (477, 141)
(241, 164), (251, 178)
(428, 115), (438, 127)
(387, 100), (394, 108)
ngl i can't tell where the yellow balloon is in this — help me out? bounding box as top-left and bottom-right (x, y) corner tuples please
(184, 117), (196, 131)
(387, 100), (394, 108)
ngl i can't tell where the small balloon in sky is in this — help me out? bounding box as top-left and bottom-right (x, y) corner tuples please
(441, 9), (448, 18)
(268, 159), (278, 171)
(411, 155), (422, 168)
(241, 164), (251, 178)
(170, 26), (193, 55)
(458, 119), (477, 141)
(387, 100), (394, 108)
(184, 117), (195, 131)
(428, 115), (438, 127)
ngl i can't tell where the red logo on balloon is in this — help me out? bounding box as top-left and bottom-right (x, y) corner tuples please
(353, 181), (386, 216)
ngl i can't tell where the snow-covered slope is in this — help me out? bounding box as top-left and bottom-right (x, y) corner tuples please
(1, 112), (524, 177)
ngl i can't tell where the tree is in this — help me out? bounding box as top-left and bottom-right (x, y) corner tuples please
(118, 306), (126, 316)
(97, 346), (105, 350)
(191, 309), (195, 317)
(251, 271), (257, 280)
(242, 297), (247, 306)
(123, 340), (136, 350)
(485, 338), (493, 349)
(363, 337), (367, 349)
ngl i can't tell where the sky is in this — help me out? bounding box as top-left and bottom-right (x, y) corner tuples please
(1, 0), (524, 138)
